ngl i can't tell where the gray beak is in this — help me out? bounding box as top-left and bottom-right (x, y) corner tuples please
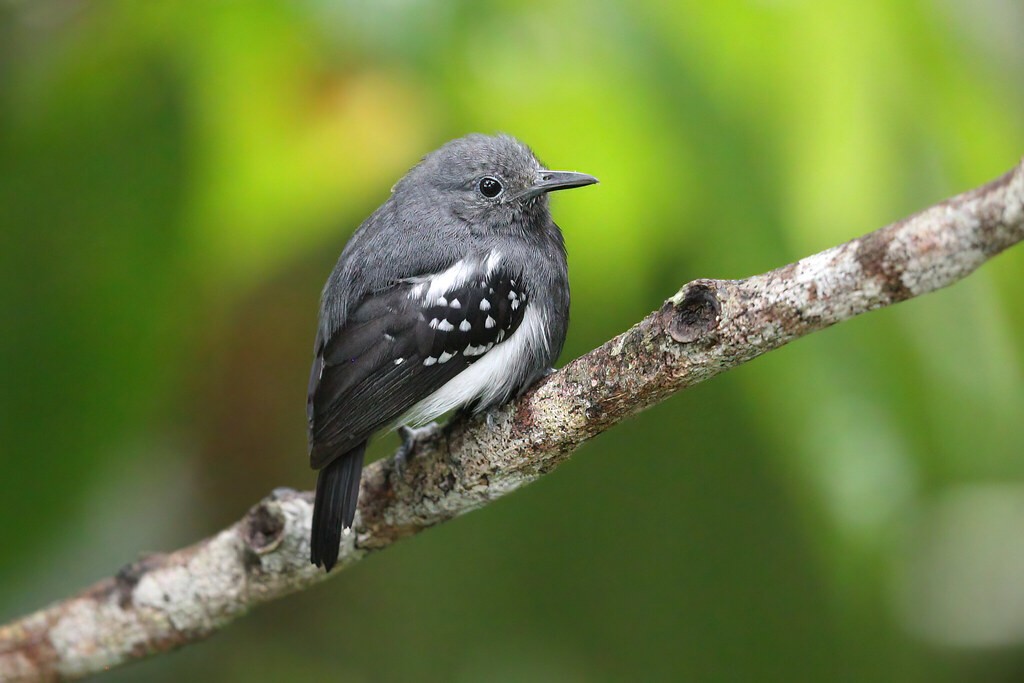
(521, 170), (599, 200)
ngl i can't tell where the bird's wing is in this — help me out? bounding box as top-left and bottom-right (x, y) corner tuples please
(308, 254), (528, 470)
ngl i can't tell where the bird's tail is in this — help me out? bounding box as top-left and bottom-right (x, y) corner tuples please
(310, 442), (366, 571)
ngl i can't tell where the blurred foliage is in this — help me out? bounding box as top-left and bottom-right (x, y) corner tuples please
(2, 0), (1024, 681)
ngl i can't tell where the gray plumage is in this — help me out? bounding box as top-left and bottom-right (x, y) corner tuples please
(308, 133), (596, 570)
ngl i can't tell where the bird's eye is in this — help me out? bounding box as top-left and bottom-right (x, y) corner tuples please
(478, 176), (503, 198)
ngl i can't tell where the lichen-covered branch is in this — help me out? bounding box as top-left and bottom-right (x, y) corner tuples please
(2, 161), (1023, 682)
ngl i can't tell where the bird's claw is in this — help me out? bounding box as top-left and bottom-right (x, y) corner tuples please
(394, 422), (440, 476)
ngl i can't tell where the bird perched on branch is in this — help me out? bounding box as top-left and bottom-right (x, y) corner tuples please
(307, 133), (597, 571)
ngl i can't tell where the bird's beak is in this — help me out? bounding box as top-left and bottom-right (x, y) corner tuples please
(520, 170), (599, 200)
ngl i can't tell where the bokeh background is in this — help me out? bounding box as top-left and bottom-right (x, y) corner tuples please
(3, 0), (1024, 681)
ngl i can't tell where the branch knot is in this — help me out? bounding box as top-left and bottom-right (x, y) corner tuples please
(242, 499), (287, 556)
(665, 281), (721, 343)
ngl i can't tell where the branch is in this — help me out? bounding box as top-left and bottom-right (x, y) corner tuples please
(3, 161), (1023, 682)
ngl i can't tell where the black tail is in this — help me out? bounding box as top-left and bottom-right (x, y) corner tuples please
(310, 442), (366, 571)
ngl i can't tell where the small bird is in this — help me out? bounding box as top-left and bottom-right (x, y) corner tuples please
(307, 133), (597, 571)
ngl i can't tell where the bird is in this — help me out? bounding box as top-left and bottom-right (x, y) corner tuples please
(307, 133), (597, 571)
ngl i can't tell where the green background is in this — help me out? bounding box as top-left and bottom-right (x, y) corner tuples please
(3, 1), (1024, 680)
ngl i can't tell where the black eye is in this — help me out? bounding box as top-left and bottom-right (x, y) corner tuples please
(478, 176), (503, 198)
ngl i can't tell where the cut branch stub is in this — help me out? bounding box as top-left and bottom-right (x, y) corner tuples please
(241, 495), (288, 555)
(664, 280), (722, 343)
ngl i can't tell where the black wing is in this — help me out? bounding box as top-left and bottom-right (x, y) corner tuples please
(308, 259), (528, 470)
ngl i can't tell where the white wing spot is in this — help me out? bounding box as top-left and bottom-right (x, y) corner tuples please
(459, 320), (471, 332)
(508, 291), (518, 300)
(429, 318), (440, 329)
(401, 305), (551, 427)
(485, 316), (496, 329)
(423, 357), (437, 366)
(465, 344), (486, 356)
(480, 298), (491, 312)
(438, 319), (454, 332)
(438, 351), (454, 363)
(437, 296), (448, 306)
(511, 299), (520, 311)
(383, 333), (395, 341)
(394, 358), (404, 365)
(450, 298), (461, 309)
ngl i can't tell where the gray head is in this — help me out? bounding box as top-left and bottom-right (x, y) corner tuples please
(393, 133), (597, 231)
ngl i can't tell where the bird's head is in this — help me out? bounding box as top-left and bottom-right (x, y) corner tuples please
(396, 133), (597, 231)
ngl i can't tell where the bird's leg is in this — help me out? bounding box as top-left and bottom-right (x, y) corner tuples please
(394, 422), (441, 475)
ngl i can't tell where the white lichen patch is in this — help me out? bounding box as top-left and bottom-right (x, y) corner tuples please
(51, 600), (147, 678)
(792, 244), (870, 317)
(133, 531), (247, 631)
(890, 211), (987, 296)
(1005, 174), (1024, 225)
(608, 333), (629, 357)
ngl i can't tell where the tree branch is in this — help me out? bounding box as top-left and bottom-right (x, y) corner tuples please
(3, 161), (1023, 682)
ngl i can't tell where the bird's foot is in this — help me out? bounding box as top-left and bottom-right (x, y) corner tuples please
(394, 422), (441, 476)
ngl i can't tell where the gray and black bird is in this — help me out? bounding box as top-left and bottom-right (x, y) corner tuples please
(307, 133), (597, 571)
